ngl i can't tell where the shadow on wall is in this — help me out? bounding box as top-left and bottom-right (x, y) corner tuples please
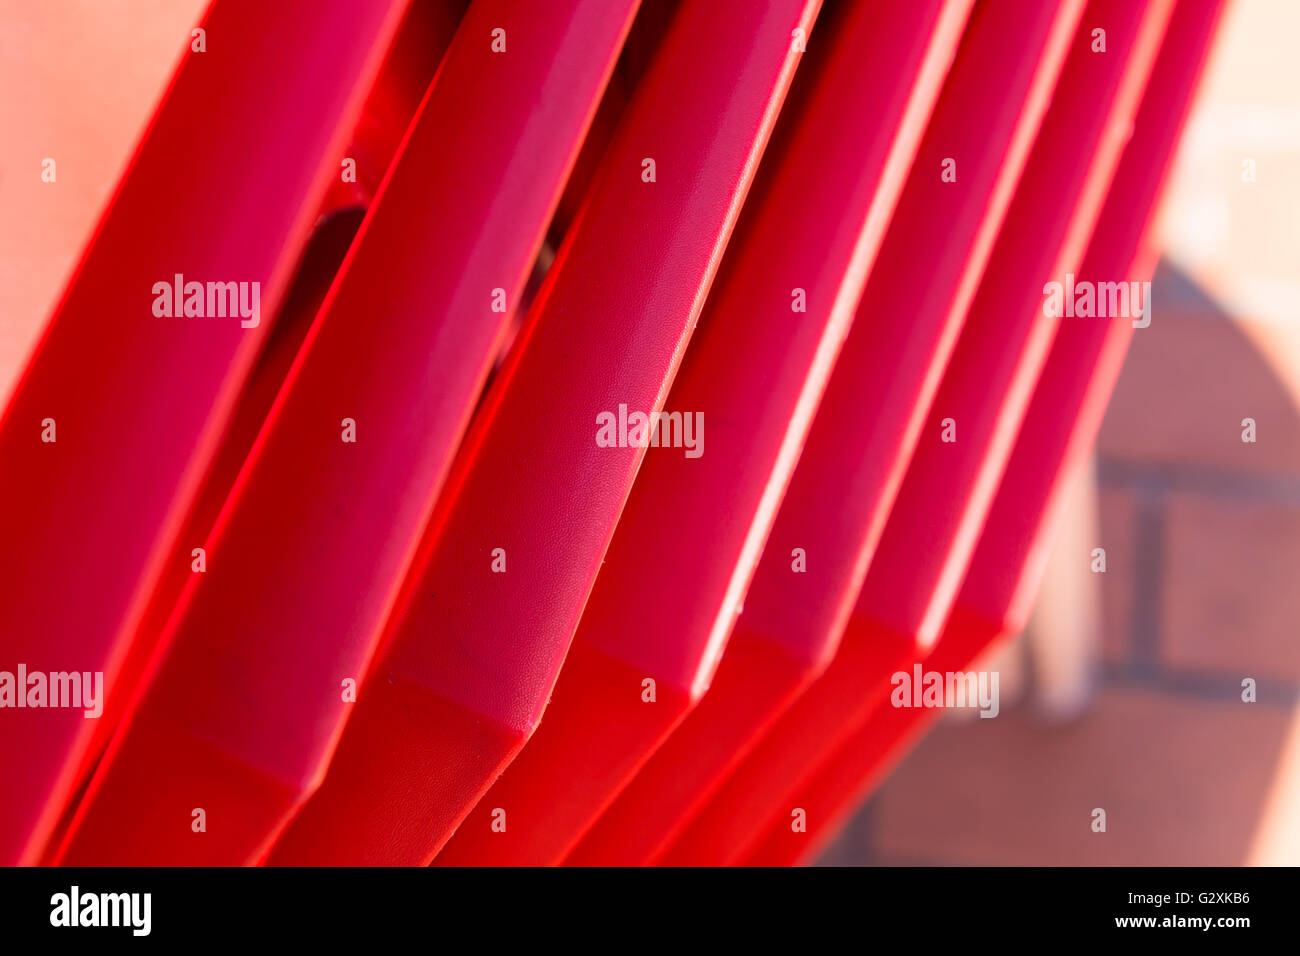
(822, 260), (1300, 866)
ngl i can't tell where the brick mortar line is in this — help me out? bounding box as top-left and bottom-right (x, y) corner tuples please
(1100, 663), (1299, 708)
(1098, 457), (1300, 506)
(1127, 471), (1167, 679)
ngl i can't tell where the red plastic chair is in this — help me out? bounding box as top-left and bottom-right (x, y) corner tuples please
(662, 0), (1175, 866)
(266, 0), (821, 866)
(55, 0), (637, 865)
(435, 0), (974, 868)
(0, 0), (411, 866)
(569, 0), (1088, 867)
(1, 0), (1226, 868)
(114, 1), (465, 799)
(744, 0), (1227, 866)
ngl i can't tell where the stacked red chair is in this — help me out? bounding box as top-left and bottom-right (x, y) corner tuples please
(0, 0), (1226, 866)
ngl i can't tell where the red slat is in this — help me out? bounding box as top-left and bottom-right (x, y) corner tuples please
(266, 0), (820, 866)
(662, 0), (1174, 866)
(436, 0), (973, 867)
(0, 0), (411, 866)
(571, 0), (1087, 867)
(55, 0), (637, 865)
(124, 4), (467, 674)
(745, 0), (1227, 866)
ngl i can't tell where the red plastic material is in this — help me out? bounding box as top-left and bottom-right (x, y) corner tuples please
(55, 0), (636, 865)
(0, 0), (411, 866)
(662, 0), (1174, 866)
(1, 0), (1226, 869)
(436, 0), (974, 868)
(571, 0), (1086, 867)
(332, 0), (468, 207)
(41, 4), (467, 668)
(122, 5), (461, 710)
(119, 209), (365, 730)
(266, 0), (820, 866)
(745, 0), (1227, 866)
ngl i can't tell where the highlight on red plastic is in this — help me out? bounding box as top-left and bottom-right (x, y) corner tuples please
(435, 0), (974, 869)
(744, 0), (1226, 867)
(570, 0), (1084, 867)
(660, 0), (1177, 866)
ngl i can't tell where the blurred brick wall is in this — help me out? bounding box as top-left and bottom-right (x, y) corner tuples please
(822, 0), (1300, 867)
